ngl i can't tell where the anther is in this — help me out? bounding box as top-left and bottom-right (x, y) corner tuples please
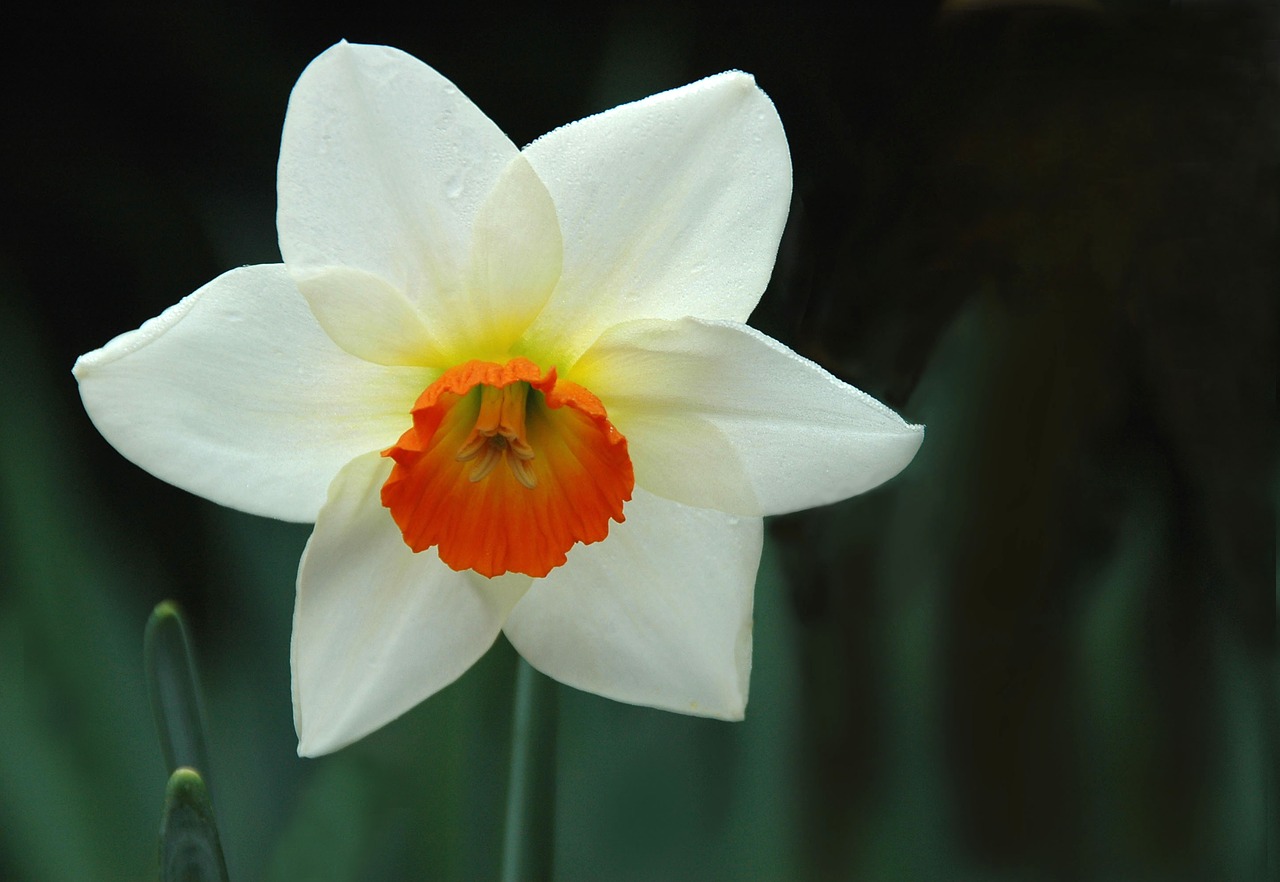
(468, 438), (503, 483)
(508, 455), (537, 489)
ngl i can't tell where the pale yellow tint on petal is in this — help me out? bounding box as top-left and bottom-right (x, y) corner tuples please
(294, 266), (451, 368)
(461, 155), (563, 362)
(575, 317), (924, 517)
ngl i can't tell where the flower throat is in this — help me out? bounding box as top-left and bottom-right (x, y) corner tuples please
(380, 358), (635, 578)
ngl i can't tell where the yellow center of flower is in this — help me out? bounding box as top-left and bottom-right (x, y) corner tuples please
(381, 358), (634, 579)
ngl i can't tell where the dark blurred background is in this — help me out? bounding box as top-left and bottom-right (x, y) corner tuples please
(3, 2), (1276, 880)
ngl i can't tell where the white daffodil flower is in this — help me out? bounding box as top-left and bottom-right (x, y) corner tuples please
(74, 42), (923, 757)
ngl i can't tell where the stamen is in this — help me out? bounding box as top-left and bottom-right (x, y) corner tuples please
(468, 439), (503, 483)
(455, 432), (488, 462)
(499, 382), (530, 440)
(473, 384), (504, 435)
(451, 381), (541, 490)
(508, 455), (537, 490)
(506, 434), (535, 460)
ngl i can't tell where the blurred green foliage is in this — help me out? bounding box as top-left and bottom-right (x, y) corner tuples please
(160, 768), (228, 882)
(3, 3), (1275, 880)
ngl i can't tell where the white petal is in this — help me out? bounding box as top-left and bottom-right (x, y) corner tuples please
(521, 71), (792, 363)
(277, 42), (523, 335)
(73, 264), (429, 522)
(293, 452), (529, 756)
(573, 317), (925, 516)
(293, 266), (447, 367)
(503, 489), (760, 719)
(295, 157), (563, 367)
(463, 155), (563, 359)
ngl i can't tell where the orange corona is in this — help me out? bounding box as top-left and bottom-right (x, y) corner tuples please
(381, 358), (634, 578)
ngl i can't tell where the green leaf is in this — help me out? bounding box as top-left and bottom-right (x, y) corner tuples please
(160, 768), (229, 882)
(144, 601), (213, 786)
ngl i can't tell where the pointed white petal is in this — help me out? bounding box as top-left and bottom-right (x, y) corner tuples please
(293, 452), (529, 756)
(295, 157), (562, 367)
(462, 155), (563, 359)
(574, 317), (924, 516)
(522, 71), (792, 363)
(503, 489), (760, 719)
(73, 264), (429, 522)
(293, 266), (448, 367)
(277, 42), (524, 342)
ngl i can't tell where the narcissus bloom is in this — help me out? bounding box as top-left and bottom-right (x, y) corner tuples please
(74, 42), (923, 756)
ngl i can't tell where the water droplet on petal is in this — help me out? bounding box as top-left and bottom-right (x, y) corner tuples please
(446, 171), (464, 199)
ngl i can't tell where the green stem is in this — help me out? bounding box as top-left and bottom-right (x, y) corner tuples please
(500, 657), (558, 882)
